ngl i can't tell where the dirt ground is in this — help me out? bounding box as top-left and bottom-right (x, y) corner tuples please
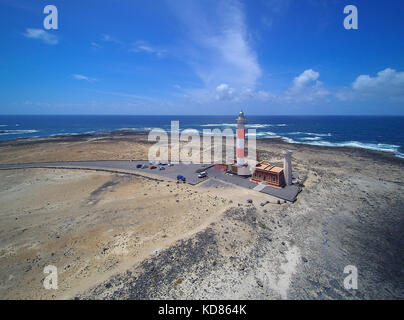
(0, 134), (403, 299)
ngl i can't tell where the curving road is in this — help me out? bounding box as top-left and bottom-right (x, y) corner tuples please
(0, 160), (300, 201)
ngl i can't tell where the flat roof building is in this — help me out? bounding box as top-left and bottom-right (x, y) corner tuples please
(251, 161), (285, 188)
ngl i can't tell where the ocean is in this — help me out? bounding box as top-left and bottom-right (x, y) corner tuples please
(0, 115), (403, 158)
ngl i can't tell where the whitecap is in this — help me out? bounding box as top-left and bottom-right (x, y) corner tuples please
(0, 129), (38, 135)
(287, 131), (331, 137)
(200, 123), (236, 127)
(298, 136), (322, 141)
(201, 123), (286, 128)
(280, 138), (403, 158)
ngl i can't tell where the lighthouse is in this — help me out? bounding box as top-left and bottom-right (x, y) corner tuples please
(236, 110), (247, 166)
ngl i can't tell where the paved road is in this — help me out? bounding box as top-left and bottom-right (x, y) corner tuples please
(0, 160), (212, 185)
(0, 160), (300, 201)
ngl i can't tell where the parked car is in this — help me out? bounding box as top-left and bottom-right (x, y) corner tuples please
(136, 164), (143, 168)
(159, 166), (165, 170)
(168, 163), (174, 167)
(176, 174), (186, 182)
(141, 164), (148, 169)
(198, 171), (207, 178)
(150, 165), (157, 169)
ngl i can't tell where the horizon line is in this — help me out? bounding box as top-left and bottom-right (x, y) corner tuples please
(1, 114), (404, 117)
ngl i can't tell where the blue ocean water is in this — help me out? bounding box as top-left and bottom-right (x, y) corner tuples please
(0, 115), (403, 158)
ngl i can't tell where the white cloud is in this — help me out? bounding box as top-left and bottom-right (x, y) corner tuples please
(283, 69), (329, 102)
(168, 0), (261, 90)
(215, 83), (235, 100)
(353, 68), (404, 94)
(179, 68), (329, 106)
(337, 68), (404, 101)
(71, 74), (97, 82)
(292, 69), (320, 89)
(23, 28), (58, 45)
(212, 83), (272, 102)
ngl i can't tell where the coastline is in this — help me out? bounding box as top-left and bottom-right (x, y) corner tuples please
(0, 131), (403, 299)
(1, 114), (404, 160)
(1, 131), (403, 165)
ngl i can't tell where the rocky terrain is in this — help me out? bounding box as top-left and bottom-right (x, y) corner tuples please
(0, 134), (403, 299)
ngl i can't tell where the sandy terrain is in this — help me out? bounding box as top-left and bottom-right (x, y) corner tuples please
(0, 134), (403, 299)
(0, 134), (152, 165)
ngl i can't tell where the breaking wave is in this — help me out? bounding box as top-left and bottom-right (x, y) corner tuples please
(0, 129), (38, 135)
(288, 131), (332, 137)
(201, 123), (287, 128)
(279, 136), (404, 158)
(116, 127), (156, 132)
(298, 136), (322, 141)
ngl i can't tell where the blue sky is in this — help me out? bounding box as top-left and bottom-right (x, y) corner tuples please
(1, 0), (404, 115)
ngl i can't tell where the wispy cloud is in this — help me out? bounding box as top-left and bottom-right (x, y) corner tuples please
(101, 34), (123, 45)
(71, 74), (98, 82)
(23, 28), (58, 45)
(168, 0), (261, 93)
(263, 0), (292, 14)
(91, 41), (102, 49)
(260, 0), (292, 29)
(130, 41), (166, 57)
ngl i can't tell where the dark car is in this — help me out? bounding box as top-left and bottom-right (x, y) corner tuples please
(150, 165), (157, 169)
(176, 174), (186, 182)
(136, 164), (142, 168)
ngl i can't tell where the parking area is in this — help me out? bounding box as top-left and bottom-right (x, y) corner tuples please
(128, 161), (212, 185)
(0, 160), (300, 200)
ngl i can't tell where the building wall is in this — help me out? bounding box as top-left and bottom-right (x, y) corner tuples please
(251, 169), (285, 187)
(214, 164), (227, 171)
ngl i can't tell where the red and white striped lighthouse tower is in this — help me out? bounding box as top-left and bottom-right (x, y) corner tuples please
(236, 110), (247, 166)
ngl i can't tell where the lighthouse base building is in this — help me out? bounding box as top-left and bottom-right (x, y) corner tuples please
(251, 161), (285, 188)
